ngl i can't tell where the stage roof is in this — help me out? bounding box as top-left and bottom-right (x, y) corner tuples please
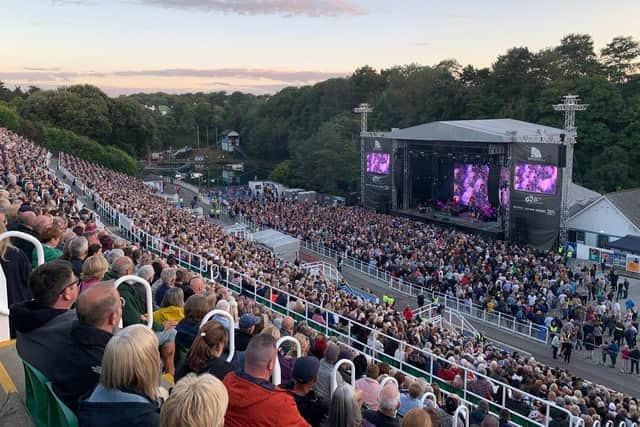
(608, 235), (640, 254)
(383, 119), (564, 143)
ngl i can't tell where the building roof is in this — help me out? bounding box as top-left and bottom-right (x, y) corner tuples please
(568, 183), (601, 217)
(384, 119), (564, 143)
(605, 188), (640, 230)
(608, 235), (640, 253)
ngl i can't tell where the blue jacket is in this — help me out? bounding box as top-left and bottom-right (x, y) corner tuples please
(78, 384), (160, 427)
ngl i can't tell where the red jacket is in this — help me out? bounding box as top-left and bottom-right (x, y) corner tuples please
(223, 371), (310, 427)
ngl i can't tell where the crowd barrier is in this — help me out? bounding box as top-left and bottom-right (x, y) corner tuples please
(230, 212), (549, 344)
(58, 158), (575, 427)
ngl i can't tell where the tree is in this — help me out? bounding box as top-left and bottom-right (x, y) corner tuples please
(556, 33), (600, 78)
(601, 36), (640, 84)
(0, 104), (19, 130)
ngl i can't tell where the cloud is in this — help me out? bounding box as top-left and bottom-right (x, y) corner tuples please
(112, 67), (344, 82)
(415, 42), (431, 47)
(48, 0), (366, 17)
(23, 66), (61, 72)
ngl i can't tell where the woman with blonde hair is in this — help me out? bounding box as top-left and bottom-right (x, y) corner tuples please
(176, 321), (232, 381)
(261, 324), (281, 341)
(403, 408), (432, 427)
(79, 253), (109, 293)
(160, 374), (228, 427)
(154, 287), (185, 324)
(79, 325), (162, 427)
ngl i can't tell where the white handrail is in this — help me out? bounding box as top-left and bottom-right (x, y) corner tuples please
(420, 392), (437, 408)
(379, 375), (398, 391)
(272, 336), (302, 385)
(331, 359), (356, 397)
(200, 309), (235, 363)
(605, 422), (614, 427)
(114, 275), (153, 329)
(0, 231), (46, 339)
(453, 405), (469, 427)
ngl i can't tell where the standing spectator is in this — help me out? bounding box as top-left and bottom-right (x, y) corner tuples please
(79, 254), (109, 293)
(175, 295), (210, 350)
(34, 227), (64, 265)
(223, 334), (309, 427)
(402, 408), (432, 427)
(160, 374), (228, 427)
(399, 381), (425, 417)
(363, 383), (401, 427)
(0, 220), (32, 336)
(561, 333), (573, 364)
(551, 333), (560, 359)
(155, 268), (177, 307)
(50, 282), (122, 412)
(12, 260), (78, 378)
(280, 356), (328, 427)
(314, 342), (342, 405)
(78, 325), (162, 427)
(327, 384), (371, 427)
(8, 206), (38, 263)
(176, 320), (232, 381)
(630, 346), (640, 375)
(235, 313), (260, 351)
(355, 363), (381, 410)
(67, 236), (89, 278)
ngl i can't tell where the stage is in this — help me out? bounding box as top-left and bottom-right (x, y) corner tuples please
(393, 208), (505, 239)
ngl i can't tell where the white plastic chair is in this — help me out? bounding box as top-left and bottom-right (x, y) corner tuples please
(331, 359), (356, 397)
(114, 275), (153, 329)
(200, 309), (235, 363)
(420, 392), (437, 408)
(379, 375), (399, 390)
(0, 231), (45, 340)
(272, 336), (302, 385)
(453, 405), (469, 427)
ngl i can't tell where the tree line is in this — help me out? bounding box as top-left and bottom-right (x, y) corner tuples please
(1, 33), (639, 194)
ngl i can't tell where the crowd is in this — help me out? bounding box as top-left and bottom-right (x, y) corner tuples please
(1, 126), (639, 426)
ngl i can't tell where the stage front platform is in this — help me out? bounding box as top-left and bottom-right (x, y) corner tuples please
(393, 208), (505, 239)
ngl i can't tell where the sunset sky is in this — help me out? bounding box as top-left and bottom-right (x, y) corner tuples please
(1, 0), (639, 96)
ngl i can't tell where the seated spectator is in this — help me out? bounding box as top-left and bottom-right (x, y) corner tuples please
(8, 206), (38, 263)
(180, 275), (205, 300)
(436, 397), (464, 427)
(235, 313), (260, 351)
(79, 325), (162, 427)
(67, 236), (89, 278)
(51, 282), (122, 412)
(176, 320), (232, 381)
(399, 381), (425, 416)
(79, 253), (109, 293)
(314, 342), (342, 405)
(34, 226), (63, 265)
(0, 220), (32, 336)
(153, 288), (185, 324)
(364, 382), (401, 427)
(160, 373), (228, 427)
(223, 334), (309, 427)
(175, 295), (210, 350)
(327, 384), (371, 427)
(155, 268), (177, 307)
(355, 363), (381, 410)
(470, 401), (489, 427)
(12, 260), (78, 378)
(280, 356), (328, 427)
(403, 408), (432, 427)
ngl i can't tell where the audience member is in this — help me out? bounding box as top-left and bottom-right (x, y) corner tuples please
(160, 374), (228, 427)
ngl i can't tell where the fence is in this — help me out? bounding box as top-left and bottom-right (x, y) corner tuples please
(59, 158), (574, 427)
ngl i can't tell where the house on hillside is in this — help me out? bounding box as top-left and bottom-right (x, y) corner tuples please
(219, 130), (240, 152)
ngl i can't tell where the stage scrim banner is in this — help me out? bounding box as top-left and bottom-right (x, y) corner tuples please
(362, 136), (393, 212)
(509, 143), (563, 251)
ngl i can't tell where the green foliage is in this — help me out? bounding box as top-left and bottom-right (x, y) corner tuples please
(0, 104), (19, 130)
(269, 160), (293, 184)
(41, 127), (137, 174)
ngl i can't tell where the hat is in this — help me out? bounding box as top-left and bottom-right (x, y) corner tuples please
(292, 357), (320, 384)
(239, 313), (260, 329)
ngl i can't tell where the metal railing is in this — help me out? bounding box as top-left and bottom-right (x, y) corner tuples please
(225, 211), (548, 344)
(59, 158), (572, 427)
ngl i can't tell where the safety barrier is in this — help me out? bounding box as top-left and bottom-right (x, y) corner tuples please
(453, 406), (469, 427)
(0, 232), (45, 340)
(59, 157), (573, 427)
(379, 375), (398, 390)
(272, 336), (302, 385)
(200, 309), (236, 363)
(331, 359), (356, 396)
(114, 275), (153, 329)
(420, 392), (437, 408)
(228, 212), (548, 344)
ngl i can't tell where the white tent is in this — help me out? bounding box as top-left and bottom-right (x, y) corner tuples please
(252, 229), (299, 262)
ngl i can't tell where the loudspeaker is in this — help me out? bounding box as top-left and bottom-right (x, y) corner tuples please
(558, 145), (567, 168)
(488, 166), (500, 207)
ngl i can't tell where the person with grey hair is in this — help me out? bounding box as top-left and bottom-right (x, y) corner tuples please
(327, 384), (365, 427)
(136, 264), (155, 285)
(223, 334), (308, 427)
(155, 268), (177, 307)
(68, 236), (89, 278)
(314, 342), (342, 405)
(364, 382), (401, 426)
(104, 248), (124, 266)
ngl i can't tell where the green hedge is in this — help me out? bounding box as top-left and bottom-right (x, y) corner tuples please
(0, 104), (19, 131)
(41, 126), (137, 174)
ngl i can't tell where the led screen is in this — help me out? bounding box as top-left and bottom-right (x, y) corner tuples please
(453, 163), (490, 209)
(366, 152), (391, 174)
(514, 163), (558, 194)
(500, 166), (511, 207)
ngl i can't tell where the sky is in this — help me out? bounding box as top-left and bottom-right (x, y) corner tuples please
(1, 0), (639, 96)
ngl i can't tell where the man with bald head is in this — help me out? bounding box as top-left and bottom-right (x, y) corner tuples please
(8, 206), (39, 264)
(49, 282), (122, 412)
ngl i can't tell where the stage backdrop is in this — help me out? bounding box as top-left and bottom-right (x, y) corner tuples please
(510, 143), (564, 250)
(362, 136), (393, 212)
